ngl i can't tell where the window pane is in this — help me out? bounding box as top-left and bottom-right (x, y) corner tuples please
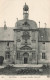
(42, 53), (45, 59)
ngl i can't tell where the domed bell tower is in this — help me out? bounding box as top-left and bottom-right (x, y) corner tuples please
(23, 3), (29, 20)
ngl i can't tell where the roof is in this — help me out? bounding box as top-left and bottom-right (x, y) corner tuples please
(0, 27), (14, 41)
(15, 19), (37, 29)
(0, 27), (50, 42)
(38, 28), (50, 42)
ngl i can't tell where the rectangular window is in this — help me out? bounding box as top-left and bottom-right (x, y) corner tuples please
(16, 52), (20, 59)
(5, 52), (10, 59)
(32, 52), (36, 59)
(42, 53), (45, 59)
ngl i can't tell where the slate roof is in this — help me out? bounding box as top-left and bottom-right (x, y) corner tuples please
(0, 27), (14, 41)
(38, 28), (50, 42)
(0, 27), (50, 42)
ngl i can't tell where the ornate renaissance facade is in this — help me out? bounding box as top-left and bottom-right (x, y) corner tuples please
(0, 3), (50, 64)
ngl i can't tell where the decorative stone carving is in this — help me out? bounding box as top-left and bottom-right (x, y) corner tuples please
(23, 21), (30, 26)
(22, 31), (30, 43)
(20, 45), (32, 50)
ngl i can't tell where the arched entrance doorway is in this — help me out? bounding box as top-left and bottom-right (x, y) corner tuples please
(23, 52), (29, 64)
(24, 57), (28, 64)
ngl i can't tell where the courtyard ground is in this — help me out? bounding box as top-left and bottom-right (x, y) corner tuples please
(0, 64), (50, 75)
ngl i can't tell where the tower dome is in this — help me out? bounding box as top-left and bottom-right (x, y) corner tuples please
(23, 3), (29, 11)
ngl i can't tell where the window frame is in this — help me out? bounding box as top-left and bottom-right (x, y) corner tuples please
(42, 52), (45, 59)
(5, 51), (10, 59)
(16, 52), (20, 59)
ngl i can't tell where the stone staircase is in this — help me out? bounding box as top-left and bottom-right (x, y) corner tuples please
(10, 64), (43, 68)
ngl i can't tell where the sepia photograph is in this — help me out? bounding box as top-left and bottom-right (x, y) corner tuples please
(0, 0), (50, 79)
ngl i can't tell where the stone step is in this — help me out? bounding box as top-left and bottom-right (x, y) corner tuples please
(10, 64), (43, 68)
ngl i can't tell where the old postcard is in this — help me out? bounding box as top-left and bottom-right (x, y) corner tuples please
(0, 0), (50, 79)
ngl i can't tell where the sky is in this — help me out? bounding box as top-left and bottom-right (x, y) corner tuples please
(0, 0), (50, 28)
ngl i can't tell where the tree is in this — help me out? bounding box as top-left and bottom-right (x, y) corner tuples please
(0, 56), (4, 65)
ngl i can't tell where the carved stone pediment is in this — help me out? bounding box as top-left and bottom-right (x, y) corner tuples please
(20, 45), (32, 50)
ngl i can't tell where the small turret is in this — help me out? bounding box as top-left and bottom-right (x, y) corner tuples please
(23, 3), (29, 19)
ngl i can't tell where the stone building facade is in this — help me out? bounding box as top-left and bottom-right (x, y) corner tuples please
(0, 3), (50, 64)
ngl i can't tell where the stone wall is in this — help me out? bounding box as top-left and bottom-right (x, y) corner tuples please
(38, 42), (50, 64)
(15, 51), (37, 64)
(0, 41), (14, 60)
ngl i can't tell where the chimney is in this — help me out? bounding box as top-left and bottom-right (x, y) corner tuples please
(39, 21), (40, 28)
